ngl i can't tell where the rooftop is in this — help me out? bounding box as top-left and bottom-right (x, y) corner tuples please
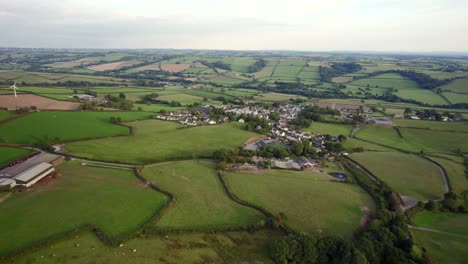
(13, 162), (53, 183)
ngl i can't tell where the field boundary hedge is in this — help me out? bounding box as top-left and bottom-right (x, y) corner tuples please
(218, 171), (293, 233)
(0, 168), (171, 259)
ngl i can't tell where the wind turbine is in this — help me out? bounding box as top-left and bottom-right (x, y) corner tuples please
(9, 82), (18, 97)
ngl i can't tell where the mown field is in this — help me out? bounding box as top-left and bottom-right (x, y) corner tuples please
(225, 169), (375, 237)
(0, 147), (34, 168)
(0, 161), (169, 256)
(411, 229), (468, 264)
(143, 161), (264, 230)
(0, 111), (152, 144)
(350, 152), (444, 200)
(356, 125), (468, 153)
(254, 92), (305, 102)
(8, 230), (280, 264)
(427, 156), (467, 195)
(412, 211), (468, 236)
(411, 212), (468, 264)
(303, 122), (352, 137)
(66, 120), (256, 164)
(0, 110), (13, 121)
(394, 119), (468, 132)
(439, 77), (468, 93)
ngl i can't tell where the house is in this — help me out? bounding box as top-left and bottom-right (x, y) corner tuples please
(238, 118), (245, 123)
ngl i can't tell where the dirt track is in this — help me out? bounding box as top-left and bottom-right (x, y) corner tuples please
(0, 94), (80, 110)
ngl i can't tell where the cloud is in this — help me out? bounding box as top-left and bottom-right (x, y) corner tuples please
(0, 0), (467, 51)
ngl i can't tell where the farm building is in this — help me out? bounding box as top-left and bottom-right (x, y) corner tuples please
(68, 94), (96, 101)
(0, 178), (15, 189)
(13, 162), (54, 187)
(295, 157), (316, 168)
(271, 159), (302, 170)
(0, 152), (63, 188)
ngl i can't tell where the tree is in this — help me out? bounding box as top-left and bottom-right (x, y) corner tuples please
(203, 97), (208, 102)
(424, 200), (437, 211)
(404, 107), (412, 116)
(291, 140), (304, 156)
(119, 92), (126, 99)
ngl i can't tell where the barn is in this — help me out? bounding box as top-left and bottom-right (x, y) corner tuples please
(12, 162), (55, 187)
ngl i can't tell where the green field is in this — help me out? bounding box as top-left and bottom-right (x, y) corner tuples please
(9, 230), (279, 264)
(410, 212), (468, 264)
(0, 110), (13, 121)
(143, 161), (264, 229)
(350, 152), (445, 200)
(225, 169), (375, 237)
(132, 103), (185, 112)
(66, 120), (256, 164)
(394, 119), (468, 132)
(0, 161), (168, 256)
(0, 111), (151, 144)
(303, 122), (352, 137)
(442, 92), (468, 104)
(356, 125), (416, 151)
(427, 157), (467, 194)
(356, 125), (468, 153)
(400, 128), (468, 153)
(411, 229), (468, 264)
(0, 147), (34, 168)
(412, 211), (468, 236)
(350, 73), (419, 89)
(254, 92), (305, 102)
(439, 77), (468, 93)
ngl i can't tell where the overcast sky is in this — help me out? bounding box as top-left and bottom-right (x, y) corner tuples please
(0, 0), (467, 52)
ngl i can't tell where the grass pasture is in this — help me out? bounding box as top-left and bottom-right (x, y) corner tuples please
(0, 147), (34, 168)
(0, 110), (13, 121)
(400, 128), (468, 153)
(66, 120), (256, 164)
(439, 77), (468, 93)
(9, 230), (279, 264)
(0, 111), (151, 144)
(410, 212), (468, 264)
(225, 169), (375, 237)
(411, 229), (468, 264)
(303, 122), (352, 137)
(394, 119), (468, 132)
(427, 157), (467, 194)
(0, 161), (169, 256)
(254, 92), (305, 102)
(356, 125), (416, 151)
(442, 92), (468, 104)
(350, 152), (445, 200)
(412, 211), (468, 236)
(144, 161), (264, 230)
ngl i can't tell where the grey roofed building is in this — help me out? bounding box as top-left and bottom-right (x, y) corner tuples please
(295, 157), (313, 167)
(13, 162), (54, 187)
(271, 160), (302, 170)
(0, 152), (61, 179)
(0, 178), (15, 189)
(68, 94), (96, 101)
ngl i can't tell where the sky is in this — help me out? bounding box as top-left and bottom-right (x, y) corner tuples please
(0, 0), (467, 52)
